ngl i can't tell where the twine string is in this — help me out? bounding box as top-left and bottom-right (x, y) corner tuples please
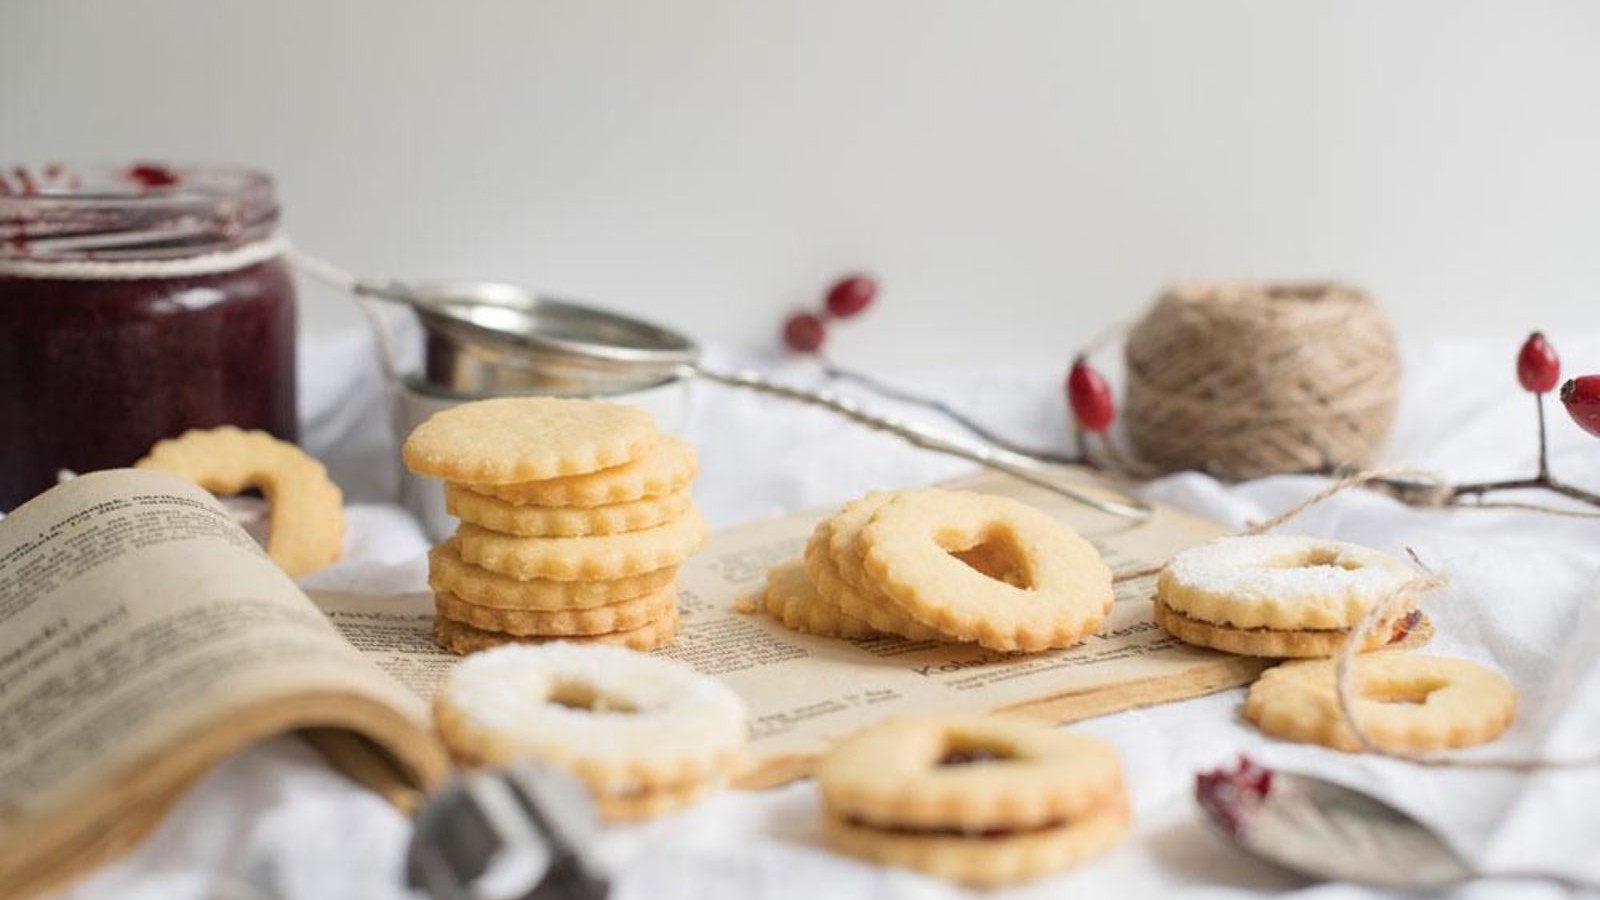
(1123, 281), (1401, 482)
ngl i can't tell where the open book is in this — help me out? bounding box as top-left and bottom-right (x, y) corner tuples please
(1, 466), (1257, 900)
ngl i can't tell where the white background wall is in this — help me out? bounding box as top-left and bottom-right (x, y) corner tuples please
(3, 0), (1597, 371)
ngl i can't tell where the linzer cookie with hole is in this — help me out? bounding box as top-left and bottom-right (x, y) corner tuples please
(816, 715), (1130, 886)
(402, 397), (703, 654)
(858, 489), (1114, 651)
(1153, 535), (1433, 658)
(1244, 653), (1516, 753)
(434, 643), (747, 821)
(759, 488), (1113, 650)
(136, 426), (344, 578)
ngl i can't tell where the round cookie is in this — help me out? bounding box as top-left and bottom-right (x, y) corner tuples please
(446, 484), (693, 537)
(455, 509), (707, 581)
(820, 799), (1130, 888)
(595, 771), (732, 823)
(857, 489), (1114, 652)
(1244, 653), (1516, 753)
(817, 715), (1125, 831)
(433, 643), (747, 791)
(761, 558), (884, 640)
(1158, 535), (1418, 630)
(136, 426), (344, 578)
(402, 397), (659, 485)
(429, 539), (677, 610)
(803, 527), (946, 642)
(464, 436), (697, 508)
(816, 715), (1130, 887)
(434, 584), (677, 636)
(433, 608), (681, 655)
(1153, 600), (1434, 659)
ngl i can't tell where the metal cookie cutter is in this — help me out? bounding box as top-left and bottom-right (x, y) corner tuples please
(408, 764), (609, 900)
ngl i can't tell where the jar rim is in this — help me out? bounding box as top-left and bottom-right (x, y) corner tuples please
(0, 162), (279, 262)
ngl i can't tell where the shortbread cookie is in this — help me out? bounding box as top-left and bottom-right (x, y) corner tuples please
(446, 483), (693, 537)
(435, 585), (677, 636)
(817, 715), (1125, 831)
(1153, 600), (1433, 659)
(433, 643), (747, 791)
(402, 397), (658, 485)
(762, 558), (884, 640)
(825, 492), (895, 589)
(1244, 653), (1516, 753)
(455, 509), (707, 581)
(803, 531), (946, 642)
(820, 799), (1130, 888)
(464, 436), (697, 508)
(429, 539), (676, 610)
(595, 771), (732, 823)
(136, 426), (344, 578)
(816, 715), (1130, 887)
(433, 608), (681, 655)
(858, 490), (1114, 652)
(1158, 535), (1417, 631)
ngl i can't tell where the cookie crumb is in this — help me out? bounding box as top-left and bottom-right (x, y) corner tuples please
(733, 593), (758, 614)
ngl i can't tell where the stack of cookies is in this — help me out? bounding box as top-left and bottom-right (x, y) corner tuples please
(763, 489), (1114, 652)
(401, 397), (705, 655)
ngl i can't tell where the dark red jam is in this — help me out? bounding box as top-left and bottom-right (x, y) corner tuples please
(0, 164), (296, 510)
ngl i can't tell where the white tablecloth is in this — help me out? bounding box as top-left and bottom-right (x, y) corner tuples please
(58, 329), (1600, 900)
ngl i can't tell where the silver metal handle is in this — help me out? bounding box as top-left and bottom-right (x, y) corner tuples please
(686, 365), (1152, 522)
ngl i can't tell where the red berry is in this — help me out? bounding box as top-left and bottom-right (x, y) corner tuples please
(123, 162), (179, 189)
(1560, 376), (1600, 438)
(1066, 355), (1115, 432)
(782, 312), (827, 354)
(824, 274), (877, 319)
(1517, 332), (1560, 393)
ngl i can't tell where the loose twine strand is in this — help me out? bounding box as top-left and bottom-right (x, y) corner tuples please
(1111, 467), (1600, 771)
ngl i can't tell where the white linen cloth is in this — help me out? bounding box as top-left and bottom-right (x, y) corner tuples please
(56, 328), (1600, 900)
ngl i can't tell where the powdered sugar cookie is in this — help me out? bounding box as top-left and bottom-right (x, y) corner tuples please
(1244, 653), (1516, 753)
(1159, 535), (1417, 630)
(858, 490), (1114, 652)
(1155, 535), (1432, 658)
(434, 584), (676, 636)
(455, 509), (707, 581)
(433, 608), (680, 655)
(1153, 601), (1433, 659)
(402, 397), (658, 485)
(433, 643), (747, 793)
(446, 484), (692, 537)
(463, 436), (696, 508)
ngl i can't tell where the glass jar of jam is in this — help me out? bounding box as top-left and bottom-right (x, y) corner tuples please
(0, 163), (297, 510)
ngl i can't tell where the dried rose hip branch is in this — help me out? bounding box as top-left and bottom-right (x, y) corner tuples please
(783, 274), (1086, 464)
(1432, 333), (1600, 510)
(779, 288), (1599, 513)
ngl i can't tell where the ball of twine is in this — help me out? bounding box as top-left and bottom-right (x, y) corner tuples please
(1122, 280), (1401, 481)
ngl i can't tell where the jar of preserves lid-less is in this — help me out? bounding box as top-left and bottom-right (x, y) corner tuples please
(0, 163), (297, 510)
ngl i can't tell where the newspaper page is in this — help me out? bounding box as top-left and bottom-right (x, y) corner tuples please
(315, 467), (1266, 787)
(0, 470), (447, 900)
